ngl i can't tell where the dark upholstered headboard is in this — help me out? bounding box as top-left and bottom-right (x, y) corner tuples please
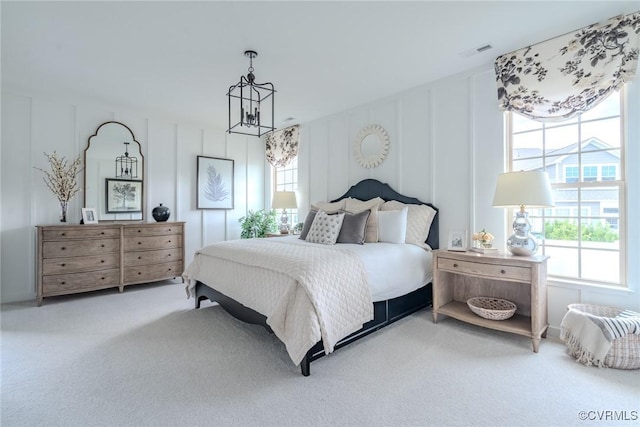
(331, 179), (439, 250)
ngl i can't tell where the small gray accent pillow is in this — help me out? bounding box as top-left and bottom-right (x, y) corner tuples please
(337, 209), (371, 244)
(298, 210), (318, 240)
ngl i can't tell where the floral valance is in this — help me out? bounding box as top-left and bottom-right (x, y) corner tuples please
(495, 12), (640, 122)
(265, 125), (299, 167)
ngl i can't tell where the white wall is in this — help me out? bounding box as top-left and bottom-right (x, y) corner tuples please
(1, 90), (265, 303)
(298, 66), (640, 333)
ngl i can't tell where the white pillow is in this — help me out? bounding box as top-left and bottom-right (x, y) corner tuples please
(381, 200), (436, 249)
(377, 207), (408, 244)
(305, 211), (345, 245)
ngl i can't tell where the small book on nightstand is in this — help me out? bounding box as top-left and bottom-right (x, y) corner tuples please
(469, 247), (499, 254)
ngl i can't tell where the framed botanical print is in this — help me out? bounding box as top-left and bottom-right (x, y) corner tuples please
(197, 156), (234, 209)
(105, 178), (143, 214)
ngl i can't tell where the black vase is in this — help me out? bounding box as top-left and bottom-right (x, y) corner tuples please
(152, 203), (170, 222)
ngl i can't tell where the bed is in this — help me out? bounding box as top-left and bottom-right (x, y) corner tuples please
(182, 179), (439, 376)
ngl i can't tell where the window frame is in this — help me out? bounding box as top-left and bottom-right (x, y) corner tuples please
(506, 90), (627, 288)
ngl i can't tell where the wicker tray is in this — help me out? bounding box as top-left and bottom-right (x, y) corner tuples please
(467, 297), (517, 320)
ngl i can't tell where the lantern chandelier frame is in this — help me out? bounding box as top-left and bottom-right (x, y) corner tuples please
(227, 50), (276, 137)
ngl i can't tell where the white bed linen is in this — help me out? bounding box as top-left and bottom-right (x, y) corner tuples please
(277, 236), (433, 302)
(182, 238), (373, 365)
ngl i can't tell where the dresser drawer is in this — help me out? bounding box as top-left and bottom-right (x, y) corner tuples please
(124, 224), (183, 238)
(42, 227), (120, 240)
(43, 253), (120, 275)
(124, 235), (182, 252)
(42, 238), (120, 258)
(42, 269), (120, 295)
(437, 257), (531, 282)
(124, 248), (182, 267)
(124, 260), (183, 283)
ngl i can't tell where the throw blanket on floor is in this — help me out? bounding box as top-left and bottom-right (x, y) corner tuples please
(560, 307), (640, 367)
(182, 238), (374, 365)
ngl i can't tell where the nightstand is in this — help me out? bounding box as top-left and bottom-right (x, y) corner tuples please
(432, 250), (549, 352)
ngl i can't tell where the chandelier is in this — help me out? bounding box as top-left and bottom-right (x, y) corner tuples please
(227, 50), (275, 137)
(115, 142), (138, 179)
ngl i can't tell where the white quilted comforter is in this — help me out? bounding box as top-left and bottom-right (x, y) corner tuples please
(182, 238), (374, 365)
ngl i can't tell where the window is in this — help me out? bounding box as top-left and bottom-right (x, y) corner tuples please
(273, 157), (299, 226)
(508, 90), (625, 286)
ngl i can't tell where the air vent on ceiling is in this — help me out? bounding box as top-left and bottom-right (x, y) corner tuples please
(459, 43), (493, 58)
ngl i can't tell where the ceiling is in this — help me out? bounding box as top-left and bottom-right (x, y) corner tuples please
(2, 1), (638, 131)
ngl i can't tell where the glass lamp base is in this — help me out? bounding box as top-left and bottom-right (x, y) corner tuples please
(506, 234), (538, 256)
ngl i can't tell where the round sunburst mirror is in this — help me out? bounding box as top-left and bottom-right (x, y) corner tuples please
(354, 124), (390, 168)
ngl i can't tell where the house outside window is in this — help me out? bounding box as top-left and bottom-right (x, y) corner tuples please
(508, 91), (625, 286)
(273, 156), (299, 226)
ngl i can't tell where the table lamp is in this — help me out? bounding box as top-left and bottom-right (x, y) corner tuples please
(492, 171), (554, 256)
(271, 191), (297, 234)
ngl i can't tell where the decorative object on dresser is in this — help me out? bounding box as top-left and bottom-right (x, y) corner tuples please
(84, 121), (145, 221)
(227, 50), (275, 137)
(470, 229), (497, 253)
(152, 203), (171, 222)
(34, 151), (83, 223)
(432, 250), (549, 352)
(81, 208), (98, 224)
(492, 171), (554, 256)
(353, 124), (390, 168)
(447, 230), (467, 251)
(36, 222), (185, 306)
(196, 156), (234, 209)
(271, 191), (297, 234)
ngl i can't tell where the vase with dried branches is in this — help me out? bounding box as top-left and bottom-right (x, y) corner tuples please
(34, 152), (83, 223)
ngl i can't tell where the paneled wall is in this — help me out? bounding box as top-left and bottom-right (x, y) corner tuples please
(1, 91), (265, 303)
(298, 66), (640, 332)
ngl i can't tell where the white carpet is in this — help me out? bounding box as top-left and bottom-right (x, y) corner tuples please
(1, 281), (638, 427)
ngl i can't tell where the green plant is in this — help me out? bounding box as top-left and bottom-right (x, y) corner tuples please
(239, 209), (277, 239)
(545, 220), (618, 242)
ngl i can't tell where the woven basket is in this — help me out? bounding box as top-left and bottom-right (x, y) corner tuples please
(467, 297), (517, 321)
(567, 303), (640, 370)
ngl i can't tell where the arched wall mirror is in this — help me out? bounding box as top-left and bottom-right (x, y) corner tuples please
(84, 121), (144, 221)
(354, 124), (390, 168)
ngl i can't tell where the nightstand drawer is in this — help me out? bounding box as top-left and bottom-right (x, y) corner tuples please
(437, 257), (531, 282)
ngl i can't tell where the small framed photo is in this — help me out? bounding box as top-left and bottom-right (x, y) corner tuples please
(81, 208), (98, 224)
(447, 231), (467, 251)
(105, 178), (143, 214)
(197, 156), (234, 209)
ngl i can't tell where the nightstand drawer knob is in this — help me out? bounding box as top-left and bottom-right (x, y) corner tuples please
(453, 263), (458, 268)
(501, 269), (506, 274)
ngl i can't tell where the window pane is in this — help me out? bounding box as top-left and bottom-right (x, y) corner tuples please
(581, 117), (621, 151)
(513, 157), (542, 173)
(581, 248), (619, 283)
(545, 124), (578, 155)
(512, 130), (542, 153)
(545, 246), (579, 277)
(512, 113), (542, 133)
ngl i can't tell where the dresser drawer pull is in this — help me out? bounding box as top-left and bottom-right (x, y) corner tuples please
(101, 277), (105, 280)
(168, 268), (172, 272)
(168, 229), (172, 232)
(101, 260), (105, 263)
(61, 247), (65, 250)
(138, 256), (142, 260)
(453, 263), (458, 268)
(501, 270), (506, 274)
(101, 232), (105, 235)
(61, 281), (66, 285)
(138, 230), (141, 233)
(168, 240), (172, 243)
(61, 233), (66, 236)
(138, 272), (142, 275)
(138, 242), (142, 245)
(61, 263), (66, 267)
(101, 244), (105, 248)
(167, 254), (171, 257)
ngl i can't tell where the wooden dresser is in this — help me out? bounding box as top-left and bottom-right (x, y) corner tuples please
(36, 222), (185, 306)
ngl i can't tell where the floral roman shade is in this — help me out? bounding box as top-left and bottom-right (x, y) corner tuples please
(495, 12), (640, 122)
(265, 125), (299, 167)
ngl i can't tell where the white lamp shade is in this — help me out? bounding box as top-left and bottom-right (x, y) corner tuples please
(492, 171), (555, 208)
(272, 191), (298, 210)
